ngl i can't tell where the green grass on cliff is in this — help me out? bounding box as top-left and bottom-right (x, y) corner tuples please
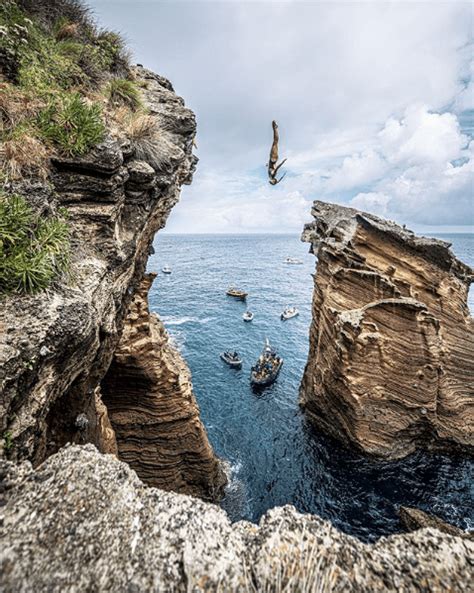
(0, 0), (142, 178)
(0, 192), (71, 294)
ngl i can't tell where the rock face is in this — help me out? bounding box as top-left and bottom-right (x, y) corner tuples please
(0, 66), (223, 500)
(1, 445), (472, 593)
(399, 507), (473, 539)
(300, 201), (474, 459)
(101, 273), (226, 500)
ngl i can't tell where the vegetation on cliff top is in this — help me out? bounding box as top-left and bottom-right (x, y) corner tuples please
(0, 192), (71, 294)
(0, 0), (144, 180)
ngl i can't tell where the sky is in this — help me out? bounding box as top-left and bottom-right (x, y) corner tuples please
(89, 0), (473, 234)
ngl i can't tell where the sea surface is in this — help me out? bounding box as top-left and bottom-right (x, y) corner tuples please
(148, 233), (473, 541)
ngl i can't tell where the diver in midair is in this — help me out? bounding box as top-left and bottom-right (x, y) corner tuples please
(267, 120), (287, 185)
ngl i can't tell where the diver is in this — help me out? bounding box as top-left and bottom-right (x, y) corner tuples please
(267, 120), (287, 185)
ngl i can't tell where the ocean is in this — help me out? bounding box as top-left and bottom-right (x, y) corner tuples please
(148, 232), (473, 541)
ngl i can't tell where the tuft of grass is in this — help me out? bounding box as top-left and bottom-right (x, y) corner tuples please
(17, 0), (92, 31)
(37, 93), (105, 156)
(0, 193), (71, 295)
(54, 19), (80, 41)
(119, 112), (168, 169)
(106, 78), (142, 111)
(1, 130), (49, 180)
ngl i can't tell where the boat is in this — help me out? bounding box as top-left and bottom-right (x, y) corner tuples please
(281, 306), (299, 321)
(162, 265), (172, 274)
(250, 338), (283, 387)
(220, 350), (242, 368)
(283, 256), (303, 265)
(226, 286), (248, 300)
(243, 311), (254, 322)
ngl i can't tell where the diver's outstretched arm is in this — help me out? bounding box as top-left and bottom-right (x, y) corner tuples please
(274, 158), (287, 174)
(275, 172), (286, 184)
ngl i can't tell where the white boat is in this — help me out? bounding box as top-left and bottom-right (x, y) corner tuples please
(162, 265), (172, 274)
(283, 256), (303, 265)
(220, 351), (242, 368)
(243, 311), (254, 322)
(281, 306), (299, 321)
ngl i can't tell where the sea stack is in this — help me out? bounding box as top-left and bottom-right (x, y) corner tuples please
(300, 200), (474, 459)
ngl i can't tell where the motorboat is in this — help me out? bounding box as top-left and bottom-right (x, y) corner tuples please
(243, 311), (254, 322)
(226, 286), (248, 300)
(283, 257), (303, 265)
(220, 350), (242, 369)
(250, 338), (283, 388)
(162, 265), (172, 274)
(281, 306), (299, 321)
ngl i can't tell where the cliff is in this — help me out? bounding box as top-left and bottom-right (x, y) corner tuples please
(101, 273), (226, 500)
(0, 65), (225, 499)
(300, 200), (474, 459)
(1, 445), (472, 592)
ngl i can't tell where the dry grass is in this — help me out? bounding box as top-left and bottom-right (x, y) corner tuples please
(0, 84), (44, 133)
(1, 133), (50, 180)
(113, 109), (170, 170)
(55, 21), (80, 41)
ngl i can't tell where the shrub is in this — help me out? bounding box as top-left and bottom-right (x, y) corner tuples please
(37, 93), (105, 156)
(0, 193), (71, 294)
(106, 78), (142, 111)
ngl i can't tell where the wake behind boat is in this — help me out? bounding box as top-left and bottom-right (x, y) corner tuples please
(281, 306), (299, 321)
(283, 256), (303, 265)
(250, 338), (283, 388)
(226, 286), (248, 300)
(220, 350), (242, 368)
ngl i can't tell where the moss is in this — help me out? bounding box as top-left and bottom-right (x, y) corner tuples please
(0, 193), (71, 294)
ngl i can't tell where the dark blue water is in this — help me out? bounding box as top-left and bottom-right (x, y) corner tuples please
(148, 233), (473, 541)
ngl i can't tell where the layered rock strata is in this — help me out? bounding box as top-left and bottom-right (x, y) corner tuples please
(0, 66), (223, 499)
(101, 273), (226, 500)
(1, 445), (472, 593)
(300, 201), (474, 459)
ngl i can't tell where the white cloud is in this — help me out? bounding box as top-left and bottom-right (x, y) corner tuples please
(379, 106), (467, 166)
(350, 192), (391, 217)
(89, 0), (473, 231)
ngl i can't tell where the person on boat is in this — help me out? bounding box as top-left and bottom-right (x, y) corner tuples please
(267, 120), (286, 185)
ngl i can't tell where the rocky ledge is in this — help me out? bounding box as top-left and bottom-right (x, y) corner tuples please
(1, 445), (472, 593)
(300, 201), (474, 459)
(0, 66), (225, 499)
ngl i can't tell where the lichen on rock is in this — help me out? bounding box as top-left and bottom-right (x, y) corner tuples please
(0, 445), (472, 592)
(300, 200), (474, 459)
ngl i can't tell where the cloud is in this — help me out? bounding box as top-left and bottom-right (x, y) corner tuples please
(89, 0), (473, 232)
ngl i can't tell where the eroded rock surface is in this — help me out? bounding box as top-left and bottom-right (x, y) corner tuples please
(0, 67), (221, 500)
(300, 201), (474, 459)
(101, 273), (226, 500)
(399, 507), (473, 539)
(1, 445), (472, 593)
